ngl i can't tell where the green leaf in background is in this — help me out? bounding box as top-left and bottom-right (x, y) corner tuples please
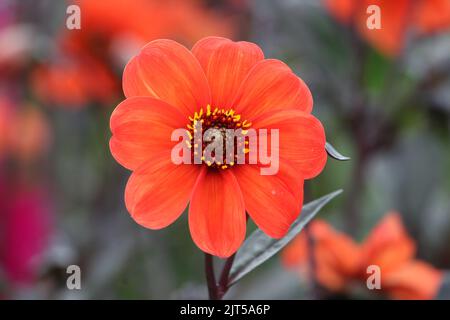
(228, 189), (343, 287)
(326, 142), (351, 161)
(364, 48), (391, 95)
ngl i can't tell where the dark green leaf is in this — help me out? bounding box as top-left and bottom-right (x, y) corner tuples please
(228, 189), (343, 286)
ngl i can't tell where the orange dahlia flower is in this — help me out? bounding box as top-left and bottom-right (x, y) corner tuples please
(283, 212), (443, 299)
(110, 37), (327, 258)
(324, 0), (450, 57)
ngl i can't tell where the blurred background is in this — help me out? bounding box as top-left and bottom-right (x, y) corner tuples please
(0, 0), (449, 299)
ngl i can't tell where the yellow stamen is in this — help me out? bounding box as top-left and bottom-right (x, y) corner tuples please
(186, 106), (252, 170)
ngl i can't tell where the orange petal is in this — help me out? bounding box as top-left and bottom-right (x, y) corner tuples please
(252, 109), (327, 179)
(383, 261), (443, 300)
(233, 59), (313, 121)
(414, 0), (450, 34)
(188, 169), (246, 258)
(192, 36), (264, 108)
(125, 154), (200, 229)
(123, 39), (211, 116)
(360, 212), (415, 272)
(233, 161), (304, 238)
(110, 97), (187, 171)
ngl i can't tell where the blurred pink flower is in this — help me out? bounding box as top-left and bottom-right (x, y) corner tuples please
(0, 2), (34, 82)
(0, 180), (52, 286)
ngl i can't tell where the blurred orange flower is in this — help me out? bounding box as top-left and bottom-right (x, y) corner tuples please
(32, 0), (235, 107)
(283, 212), (443, 299)
(324, 0), (450, 56)
(0, 98), (50, 163)
(110, 37), (327, 258)
(67, 0), (234, 52)
(31, 56), (118, 108)
(0, 100), (12, 158)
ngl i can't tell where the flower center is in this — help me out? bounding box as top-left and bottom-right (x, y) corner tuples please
(186, 105), (252, 170)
